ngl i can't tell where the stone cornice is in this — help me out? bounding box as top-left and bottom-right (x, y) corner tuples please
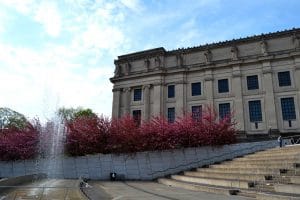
(110, 50), (299, 83)
(115, 28), (300, 63)
(115, 48), (166, 64)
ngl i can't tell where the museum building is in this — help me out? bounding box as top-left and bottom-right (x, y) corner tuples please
(110, 28), (300, 135)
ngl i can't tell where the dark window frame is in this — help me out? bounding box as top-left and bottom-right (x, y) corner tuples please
(218, 79), (229, 93)
(191, 82), (201, 96)
(278, 71), (291, 87)
(248, 100), (263, 122)
(247, 75), (259, 90)
(133, 88), (142, 101)
(281, 97), (296, 121)
(192, 105), (202, 121)
(132, 110), (141, 126)
(168, 85), (175, 98)
(167, 107), (175, 123)
(219, 103), (230, 120)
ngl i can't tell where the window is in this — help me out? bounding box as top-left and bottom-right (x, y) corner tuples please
(218, 79), (229, 93)
(191, 82), (201, 96)
(132, 110), (141, 126)
(219, 103), (230, 120)
(247, 75), (259, 90)
(281, 97), (296, 120)
(133, 88), (142, 101)
(192, 105), (202, 121)
(278, 71), (291, 87)
(248, 100), (262, 122)
(168, 85), (175, 98)
(168, 107), (175, 123)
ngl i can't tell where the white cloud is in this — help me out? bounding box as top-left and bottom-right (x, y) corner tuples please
(0, 0), (62, 37)
(33, 1), (62, 37)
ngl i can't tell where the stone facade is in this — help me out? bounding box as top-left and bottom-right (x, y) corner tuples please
(110, 28), (300, 135)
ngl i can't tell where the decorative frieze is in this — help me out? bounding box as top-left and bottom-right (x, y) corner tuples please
(231, 46), (239, 61)
(260, 39), (268, 56)
(204, 49), (212, 64)
(176, 53), (184, 67)
(125, 62), (131, 76)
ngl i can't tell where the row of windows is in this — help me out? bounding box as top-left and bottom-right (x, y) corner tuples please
(248, 97), (296, 125)
(164, 97), (297, 124)
(133, 71), (292, 101)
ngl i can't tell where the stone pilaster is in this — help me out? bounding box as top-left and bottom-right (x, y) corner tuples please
(143, 84), (151, 121)
(153, 83), (163, 117)
(262, 61), (278, 130)
(232, 65), (245, 130)
(204, 69), (214, 107)
(112, 88), (121, 118)
(123, 87), (131, 115)
(175, 82), (185, 116)
(294, 56), (300, 111)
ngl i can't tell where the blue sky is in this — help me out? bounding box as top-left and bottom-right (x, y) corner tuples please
(1, 0), (300, 121)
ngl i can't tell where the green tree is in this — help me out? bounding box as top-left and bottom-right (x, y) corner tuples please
(57, 107), (97, 123)
(0, 107), (28, 130)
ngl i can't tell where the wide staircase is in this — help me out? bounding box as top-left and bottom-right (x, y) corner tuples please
(158, 144), (300, 199)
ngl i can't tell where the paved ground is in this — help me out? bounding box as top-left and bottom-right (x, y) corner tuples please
(0, 179), (85, 200)
(0, 179), (253, 200)
(91, 181), (252, 200)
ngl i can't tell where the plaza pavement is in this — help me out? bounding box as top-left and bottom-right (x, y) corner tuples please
(89, 181), (252, 200)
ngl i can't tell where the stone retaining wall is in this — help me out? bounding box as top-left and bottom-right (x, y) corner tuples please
(0, 140), (277, 180)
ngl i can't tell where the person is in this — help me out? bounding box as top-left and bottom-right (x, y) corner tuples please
(277, 136), (283, 148)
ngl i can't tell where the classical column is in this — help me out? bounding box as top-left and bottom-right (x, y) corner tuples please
(112, 88), (121, 118)
(143, 84), (151, 121)
(262, 61), (278, 130)
(294, 56), (300, 111)
(123, 87), (131, 115)
(153, 83), (163, 117)
(204, 69), (214, 107)
(175, 82), (184, 116)
(232, 65), (245, 130)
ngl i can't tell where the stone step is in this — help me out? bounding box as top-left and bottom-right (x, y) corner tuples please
(245, 153), (300, 159)
(226, 160), (299, 165)
(290, 176), (300, 184)
(254, 183), (275, 192)
(274, 183), (300, 194)
(255, 191), (300, 200)
(158, 178), (239, 196)
(234, 156), (300, 162)
(256, 148), (300, 153)
(222, 162), (298, 168)
(170, 175), (254, 189)
(247, 151), (300, 157)
(184, 171), (267, 182)
(235, 190), (257, 198)
(211, 163), (298, 169)
(197, 167), (282, 175)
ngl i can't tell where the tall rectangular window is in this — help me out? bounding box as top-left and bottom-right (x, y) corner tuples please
(191, 82), (201, 96)
(133, 88), (142, 101)
(168, 85), (175, 98)
(132, 110), (141, 126)
(218, 79), (229, 93)
(278, 71), (291, 87)
(248, 100), (262, 122)
(192, 105), (202, 121)
(247, 75), (259, 90)
(219, 103), (230, 120)
(281, 97), (296, 120)
(168, 107), (175, 123)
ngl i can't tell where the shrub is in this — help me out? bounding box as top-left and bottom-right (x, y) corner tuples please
(139, 116), (178, 151)
(64, 106), (236, 156)
(65, 115), (110, 156)
(0, 121), (40, 161)
(107, 115), (140, 153)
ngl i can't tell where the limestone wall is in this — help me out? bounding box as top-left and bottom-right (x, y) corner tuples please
(0, 140), (277, 180)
